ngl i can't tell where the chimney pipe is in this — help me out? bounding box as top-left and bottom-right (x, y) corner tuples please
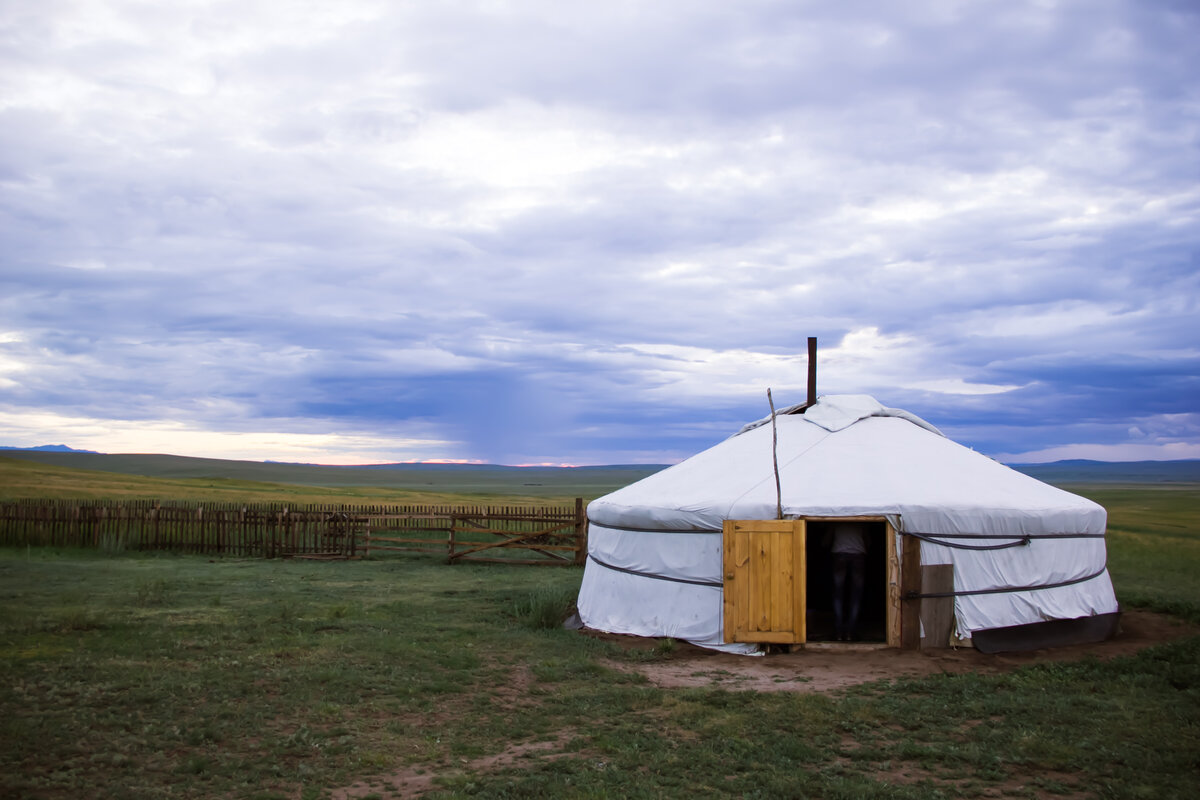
(807, 337), (817, 407)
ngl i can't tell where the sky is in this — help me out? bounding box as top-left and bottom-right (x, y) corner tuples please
(1, 0), (1198, 466)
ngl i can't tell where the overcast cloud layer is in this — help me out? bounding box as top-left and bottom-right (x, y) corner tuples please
(1, 0), (1198, 465)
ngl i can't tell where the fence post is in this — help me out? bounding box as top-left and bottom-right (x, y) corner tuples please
(573, 497), (587, 566)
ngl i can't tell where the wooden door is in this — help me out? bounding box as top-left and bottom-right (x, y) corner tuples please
(722, 519), (806, 644)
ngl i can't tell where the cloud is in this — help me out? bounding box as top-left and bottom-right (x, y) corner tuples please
(0, 407), (455, 464)
(1, 0), (1197, 464)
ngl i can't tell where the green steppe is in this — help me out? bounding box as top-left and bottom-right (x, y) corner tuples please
(1, 456), (1197, 799)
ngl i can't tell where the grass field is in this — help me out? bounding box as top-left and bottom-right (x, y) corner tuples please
(1, 465), (1198, 798)
(1070, 483), (1200, 623)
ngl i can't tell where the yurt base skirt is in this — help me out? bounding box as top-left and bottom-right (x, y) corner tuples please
(971, 610), (1122, 654)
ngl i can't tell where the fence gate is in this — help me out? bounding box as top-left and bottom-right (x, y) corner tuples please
(449, 501), (585, 566)
(354, 500), (587, 566)
(722, 519), (807, 644)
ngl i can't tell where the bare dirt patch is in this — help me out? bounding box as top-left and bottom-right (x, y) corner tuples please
(827, 731), (1092, 800)
(487, 663), (536, 711)
(330, 729), (577, 800)
(592, 609), (1199, 692)
(863, 762), (1093, 800)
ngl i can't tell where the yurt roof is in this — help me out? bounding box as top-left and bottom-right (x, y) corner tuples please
(587, 394), (1105, 537)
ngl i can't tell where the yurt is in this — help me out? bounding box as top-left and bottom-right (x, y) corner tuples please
(577, 394), (1120, 654)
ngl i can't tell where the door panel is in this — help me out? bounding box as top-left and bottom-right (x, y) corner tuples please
(723, 520), (806, 644)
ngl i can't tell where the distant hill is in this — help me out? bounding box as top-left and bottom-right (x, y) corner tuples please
(1011, 459), (1200, 484)
(0, 449), (670, 498)
(4, 447), (1197, 494)
(0, 444), (101, 454)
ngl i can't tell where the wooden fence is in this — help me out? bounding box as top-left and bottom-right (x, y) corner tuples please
(0, 499), (588, 565)
(362, 498), (586, 566)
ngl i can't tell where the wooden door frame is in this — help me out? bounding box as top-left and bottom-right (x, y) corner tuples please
(798, 516), (901, 648)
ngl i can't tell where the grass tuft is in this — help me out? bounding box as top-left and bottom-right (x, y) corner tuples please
(134, 577), (170, 606)
(51, 606), (111, 631)
(512, 584), (578, 630)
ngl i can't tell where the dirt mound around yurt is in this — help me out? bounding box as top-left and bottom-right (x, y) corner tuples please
(587, 610), (1197, 693)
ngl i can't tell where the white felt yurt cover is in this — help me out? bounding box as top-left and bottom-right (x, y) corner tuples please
(577, 395), (1117, 652)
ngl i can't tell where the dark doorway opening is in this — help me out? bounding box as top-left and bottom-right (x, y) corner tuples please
(805, 520), (888, 642)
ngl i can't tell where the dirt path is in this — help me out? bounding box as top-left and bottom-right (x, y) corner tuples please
(597, 609), (1199, 692)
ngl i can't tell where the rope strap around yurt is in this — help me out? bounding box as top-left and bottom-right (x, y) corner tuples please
(586, 553), (723, 588)
(905, 531), (1031, 550)
(904, 531), (1106, 550)
(586, 518), (720, 533)
(904, 564), (1110, 599)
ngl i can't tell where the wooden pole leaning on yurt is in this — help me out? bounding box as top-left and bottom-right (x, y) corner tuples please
(768, 388), (783, 520)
